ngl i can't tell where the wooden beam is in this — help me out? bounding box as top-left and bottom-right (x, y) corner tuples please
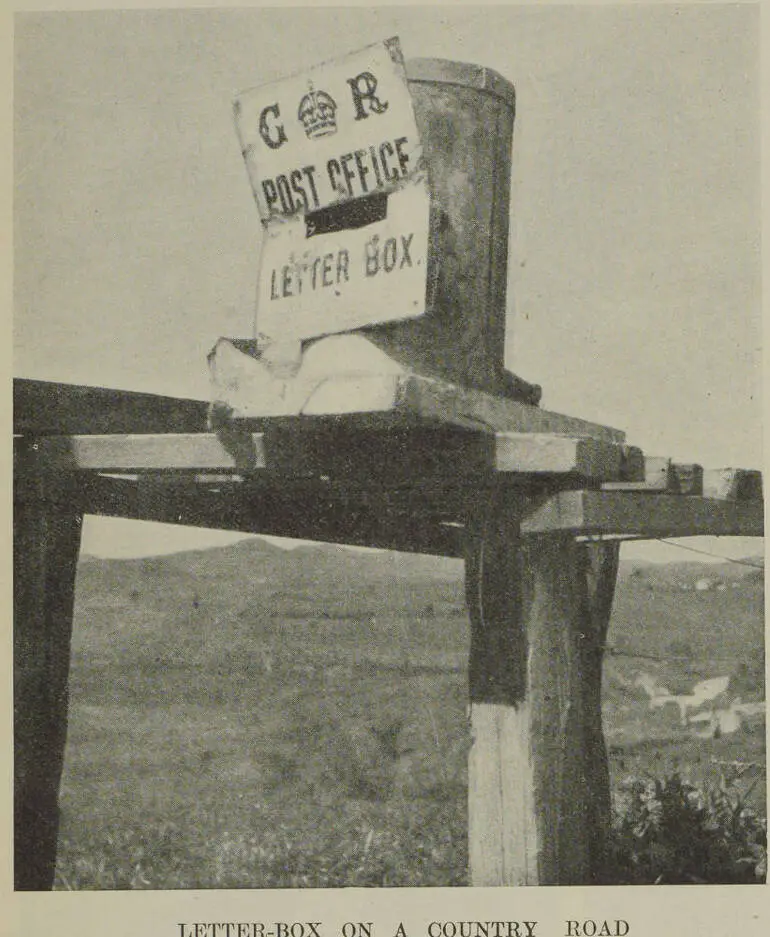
(521, 489), (764, 537)
(254, 420), (497, 481)
(578, 540), (620, 883)
(30, 433), (265, 472)
(210, 338), (625, 443)
(14, 441), (83, 890)
(521, 533), (597, 884)
(464, 488), (615, 884)
(620, 445), (645, 482)
(30, 428), (634, 482)
(396, 374), (625, 442)
(495, 433), (638, 480)
(602, 456), (677, 492)
(465, 489), (535, 884)
(702, 468), (763, 501)
(14, 378), (209, 436)
(672, 463), (704, 496)
(72, 471), (764, 547)
(79, 474), (465, 557)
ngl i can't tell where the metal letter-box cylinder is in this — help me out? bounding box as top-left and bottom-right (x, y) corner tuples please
(363, 58), (533, 400)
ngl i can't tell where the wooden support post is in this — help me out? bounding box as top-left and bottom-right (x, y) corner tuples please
(578, 538), (621, 883)
(464, 486), (618, 885)
(14, 440), (82, 890)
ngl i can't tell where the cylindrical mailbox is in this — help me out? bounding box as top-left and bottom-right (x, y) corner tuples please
(362, 58), (537, 402)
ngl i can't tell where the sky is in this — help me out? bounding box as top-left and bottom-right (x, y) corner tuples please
(74, 513), (761, 567)
(13, 5), (763, 563)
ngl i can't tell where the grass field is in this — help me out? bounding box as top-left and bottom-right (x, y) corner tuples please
(54, 540), (765, 889)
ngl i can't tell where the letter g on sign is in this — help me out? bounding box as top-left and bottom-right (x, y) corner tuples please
(259, 103), (288, 150)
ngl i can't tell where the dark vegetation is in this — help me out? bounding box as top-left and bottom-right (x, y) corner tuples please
(55, 540), (765, 888)
(607, 772), (766, 885)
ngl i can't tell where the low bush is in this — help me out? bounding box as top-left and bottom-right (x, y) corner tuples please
(607, 772), (766, 884)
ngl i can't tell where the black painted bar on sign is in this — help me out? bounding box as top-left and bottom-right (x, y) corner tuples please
(306, 191), (388, 237)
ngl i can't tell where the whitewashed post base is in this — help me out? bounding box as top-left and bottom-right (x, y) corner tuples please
(465, 486), (619, 886)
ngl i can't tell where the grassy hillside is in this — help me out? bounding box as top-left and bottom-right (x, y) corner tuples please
(55, 539), (764, 888)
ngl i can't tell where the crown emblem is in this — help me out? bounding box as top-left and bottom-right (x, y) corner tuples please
(298, 87), (338, 140)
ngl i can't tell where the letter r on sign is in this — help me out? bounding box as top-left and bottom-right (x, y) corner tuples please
(347, 72), (389, 120)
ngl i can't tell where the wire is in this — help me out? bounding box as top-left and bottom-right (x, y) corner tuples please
(654, 538), (764, 570)
(603, 646), (760, 665)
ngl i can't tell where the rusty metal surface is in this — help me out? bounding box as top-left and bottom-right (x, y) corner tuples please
(362, 58), (527, 399)
(406, 57), (516, 109)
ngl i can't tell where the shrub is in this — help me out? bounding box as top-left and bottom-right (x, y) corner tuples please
(607, 772), (766, 884)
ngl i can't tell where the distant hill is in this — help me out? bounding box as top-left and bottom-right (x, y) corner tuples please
(81, 536), (761, 584)
(78, 536), (763, 602)
(75, 538), (762, 667)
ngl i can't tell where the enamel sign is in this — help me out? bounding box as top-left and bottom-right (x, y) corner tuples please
(234, 37), (430, 342)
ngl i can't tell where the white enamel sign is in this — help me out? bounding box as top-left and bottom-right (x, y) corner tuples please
(234, 38), (425, 219)
(234, 37), (430, 342)
(256, 183), (430, 342)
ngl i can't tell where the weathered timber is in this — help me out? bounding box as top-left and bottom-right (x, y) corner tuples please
(30, 427), (634, 482)
(464, 486), (614, 884)
(14, 378), (209, 436)
(578, 540), (620, 883)
(358, 59), (540, 401)
(14, 440), (82, 890)
(602, 456), (677, 492)
(29, 432), (265, 473)
(72, 470), (764, 552)
(495, 434), (641, 480)
(521, 532), (599, 884)
(209, 336), (620, 441)
(465, 488), (534, 884)
(387, 372), (620, 439)
(702, 467), (763, 501)
(672, 463), (704, 496)
(620, 445), (646, 482)
(81, 474), (465, 557)
(521, 489), (764, 537)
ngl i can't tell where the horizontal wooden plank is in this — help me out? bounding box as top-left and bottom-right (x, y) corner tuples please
(494, 434), (626, 479)
(28, 428), (634, 482)
(210, 338), (625, 443)
(602, 456), (676, 492)
(521, 490), (764, 538)
(232, 370), (626, 442)
(702, 468), (763, 501)
(396, 374), (625, 443)
(29, 433), (265, 472)
(79, 474), (464, 557)
(14, 378), (210, 435)
(672, 462), (704, 496)
(76, 475), (763, 550)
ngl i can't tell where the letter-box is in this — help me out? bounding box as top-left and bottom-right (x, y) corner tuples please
(361, 58), (538, 402)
